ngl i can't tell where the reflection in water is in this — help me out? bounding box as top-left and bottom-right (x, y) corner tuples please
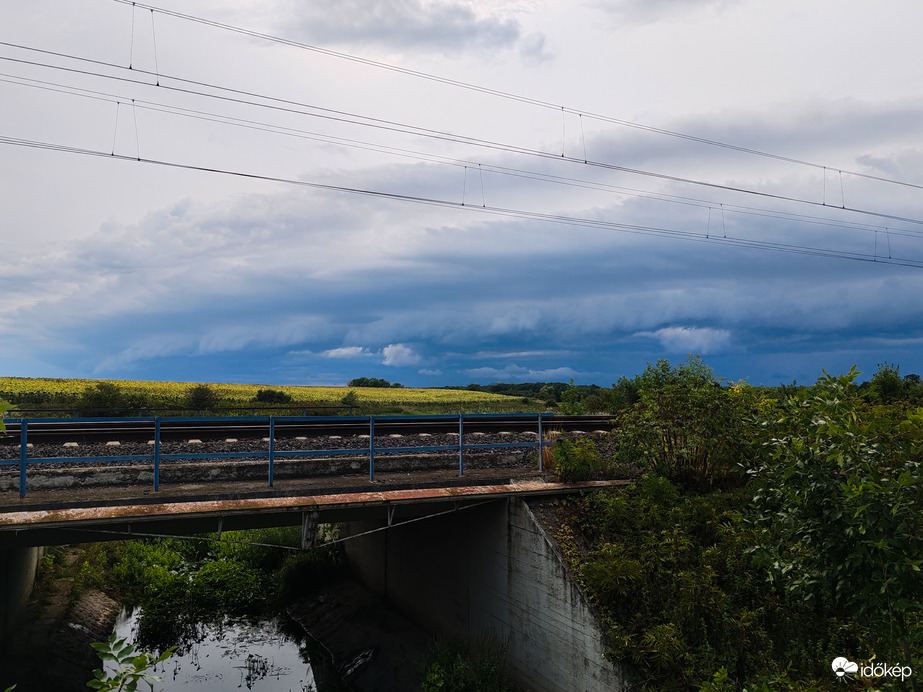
(111, 608), (323, 691)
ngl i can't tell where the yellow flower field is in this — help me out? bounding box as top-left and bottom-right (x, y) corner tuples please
(0, 377), (519, 407)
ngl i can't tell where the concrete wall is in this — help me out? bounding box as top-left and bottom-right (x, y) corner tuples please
(0, 547), (43, 645)
(342, 499), (627, 691)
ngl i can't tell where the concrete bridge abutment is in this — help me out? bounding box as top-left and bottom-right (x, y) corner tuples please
(342, 497), (626, 691)
(0, 546), (43, 646)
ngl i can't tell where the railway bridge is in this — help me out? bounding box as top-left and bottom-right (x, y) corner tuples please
(0, 414), (628, 690)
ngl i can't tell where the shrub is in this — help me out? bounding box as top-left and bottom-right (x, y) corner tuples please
(348, 377), (393, 388)
(614, 356), (754, 488)
(253, 388), (293, 404)
(186, 384), (218, 411)
(562, 481), (858, 690)
(559, 379), (586, 415)
(78, 382), (139, 416)
(865, 361), (905, 404)
(747, 366), (923, 664)
(421, 634), (512, 692)
(552, 436), (612, 481)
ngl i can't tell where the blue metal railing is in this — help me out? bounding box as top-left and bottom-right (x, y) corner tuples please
(2, 413), (549, 498)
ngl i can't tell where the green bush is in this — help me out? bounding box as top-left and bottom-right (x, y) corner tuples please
(747, 366), (923, 664)
(254, 388), (293, 404)
(186, 384), (218, 411)
(78, 382), (148, 416)
(560, 479), (859, 690)
(188, 560), (263, 615)
(421, 634), (512, 692)
(552, 436), (612, 481)
(613, 356), (754, 488)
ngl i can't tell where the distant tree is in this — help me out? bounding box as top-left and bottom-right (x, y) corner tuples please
(186, 384), (218, 411)
(538, 385), (558, 406)
(559, 379), (586, 415)
(79, 382), (131, 416)
(348, 377), (392, 388)
(608, 375), (642, 413)
(341, 390), (360, 409)
(253, 389), (293, 404)
(866, 361), (904, 404)
(582, 394), (606, 413)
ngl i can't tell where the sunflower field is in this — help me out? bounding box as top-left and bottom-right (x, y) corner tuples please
(0, 377), (531, 417)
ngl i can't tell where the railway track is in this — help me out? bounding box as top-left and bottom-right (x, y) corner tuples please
(2, 414), (616, 445)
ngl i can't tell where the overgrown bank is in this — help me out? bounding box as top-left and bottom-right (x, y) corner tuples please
(7, 527), (517, 691)
(551, 359), (922, 690)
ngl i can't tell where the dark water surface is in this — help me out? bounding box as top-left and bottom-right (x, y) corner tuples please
(111, 607), (347, 692)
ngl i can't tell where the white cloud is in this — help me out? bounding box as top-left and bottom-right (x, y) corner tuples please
(382, 343), (422, 366)
(323, 346), (372, 359)
(465, 364), (579, 380)
(636, 326), (733, 354)
(419, 368), (443, 375)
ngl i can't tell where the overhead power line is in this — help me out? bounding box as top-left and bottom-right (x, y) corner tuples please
(1, 134), (920, 269)
(110, 0), (923, 193)
(2, 45), (923, 229)
(5, 69), (921, 245)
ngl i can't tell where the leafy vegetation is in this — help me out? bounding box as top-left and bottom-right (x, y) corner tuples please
(253, 388), (293, 404)
(612, 357), (755, 487)
(67, 527), (345, 655)
(553, 358), (923, 690)
(347, 377), (403, 388)
(87, 633), (175, 692)
(421, 633), (513, 692)
(552, 436), (614, 481)
(747, 367), (923, 669)
(185, 384), (218, 411)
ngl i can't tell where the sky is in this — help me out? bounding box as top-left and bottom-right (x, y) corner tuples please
(2, 0), (923, 388)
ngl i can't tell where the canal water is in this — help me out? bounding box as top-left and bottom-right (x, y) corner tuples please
(111, 607), (348, 692)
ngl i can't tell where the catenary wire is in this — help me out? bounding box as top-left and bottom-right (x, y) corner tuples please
(1, 134), (920, 268)
(2, 45), (923, 229)
(107, 0), (923, 194)
(3, 70), (922, 245)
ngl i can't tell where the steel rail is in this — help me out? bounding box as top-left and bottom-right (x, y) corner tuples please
(0, 413), (614, 445)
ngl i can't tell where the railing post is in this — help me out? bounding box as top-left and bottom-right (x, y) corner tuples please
(538, 413), (544, 472)
(19, 419), (27, 499)
(458, 414), (464, 476)
(153, 417), (161, 491)
(268, 416), (275, 487)
(369, 416), (375, 481)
